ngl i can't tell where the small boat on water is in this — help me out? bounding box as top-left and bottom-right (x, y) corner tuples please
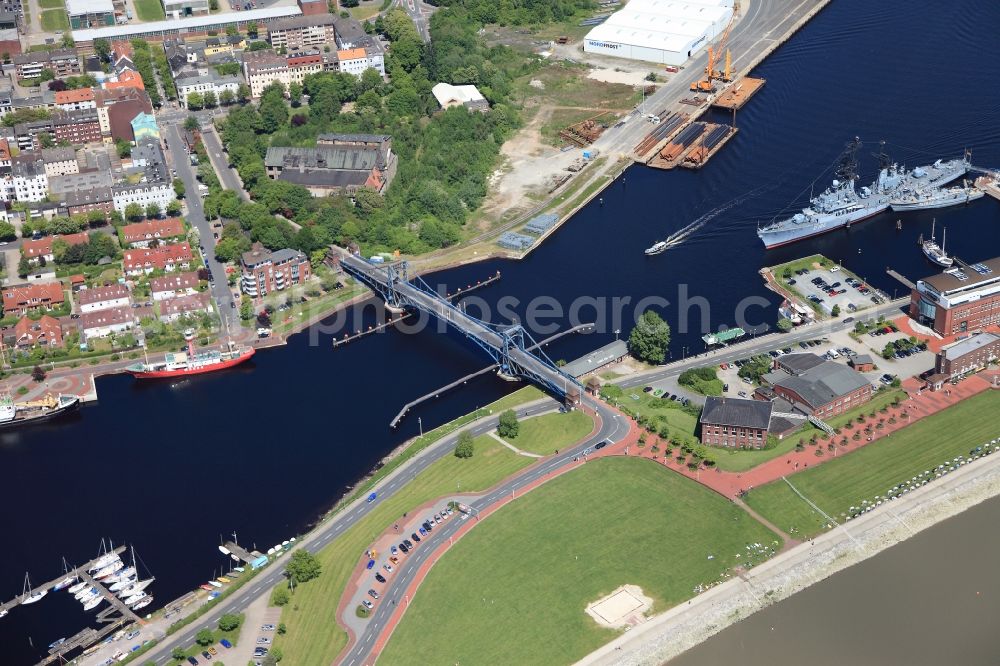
(0, 393), (80, 430)
(67, 581), (88, 594)
(48, 638), (66, 649)
(124, 592), (148, 606)
(0, 609), (8, 619)
(921, 219), (954, 267)
(82, 596), (103, 611)
(109, 577), (137, 592)
(199, 584), (215, 591)
(53, 576), (77, 592)
(117, 578), (153, 597)
(218, 545), (231, 556)
(76, 589), (99, 602)
(233, 567), (245, 573)
(88, 553), (120, 573)
(217, 577), (230, 583)
(20, 574), (47, 605)
(207, 581), (223, 588)
(644, 241), (668, 256)
(93, 560), (125, 579)
(132, 597), (153, 611)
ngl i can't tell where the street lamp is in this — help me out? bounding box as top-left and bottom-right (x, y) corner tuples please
(418, 417), (423, 437)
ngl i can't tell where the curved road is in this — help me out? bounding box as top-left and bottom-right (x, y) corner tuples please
(134, 397), (627, 666)
(340, 398), (631, 666)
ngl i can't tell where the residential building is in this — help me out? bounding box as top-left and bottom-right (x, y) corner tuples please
(76, 283), (130, 312)
(932, 332), (1000, 380)
(758, 353), (873, 419)
(296, 0), (326, 16)
(175, 71), (241, 108)
(431, 82), (489, 111)
(334, 46), (385, 78)
(164, 0), (210, 19)
(55, 88), (97, 111)
(699, 396), (774, 448)
(67, 0), (115, 29)
(80, 306), (135, 338)
(13, 118), (54, 151)
(41, 147), (79, 177)
(121, 218), (186, 247)
(101, 88), (153, 142)
(111, 41), (134, 64)
(122, 242), (192, 275)
(265, 133), (397, 196)
(910, 257), (1000, 336)
(49, 170), (113, 198)
(0, 25), (21, 58)
(113, 140), (175, 214)
(103, 69), (145, 92)
(0, 138), (11, 176)
(150, 271), (199, 300)
(21, 232), (89, 263)
(11, 153), (48, 202)
(242, 49), (288, 98)
(2, 282), (65, 315)
(159, 292), (211, 322)
(14, 49), (81, 80)
(13, 314), (63, 348)
(52, 109), (103, 145)
(266, 13), (336, 50)
(240, 243), (310, 297)
(64, 186), (115, 217)
(332, 15), (375, 50)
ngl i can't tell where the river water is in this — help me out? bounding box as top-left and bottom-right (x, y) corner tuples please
(669, 493), (1000, 666)
(3, 0), (1000, 662)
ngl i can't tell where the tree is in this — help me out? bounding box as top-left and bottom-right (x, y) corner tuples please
(776, 317), (794, 333)
(628, 310), (671, 364)
(183, 115), (200, 131)
(498, 409), (519, 439)
(203, 90), (218, 108)
(219, 89), (235, 106)
(116, 138), (132, 158)
(831, 304), (841, 317)
(145, 202), (161, 219)
(259, 84), (289, 133)
(38, 132), (54, 149)
(239, 294), (253, 320)
(208, 0), (218, 9)
(195, 628), (213, 646)
(94, 38), (111, 61)
(218, 613), (242, 631)
(125, 203), (144, 221)
(285, 550), (322, 585)
(171, 647), (186, 660)
(17, 255), (30, 279)
(32, 365), (46, 382)
(166, 200), (183, 216)
(237, 82), (251, 103)
(173, 178), (186, 199)
(454, 430), (474, 458)
(288, 81), (302, 105)
(270, 585), (290, 606)
(0, 221), (15, 241)
(186, 92), (204, 110)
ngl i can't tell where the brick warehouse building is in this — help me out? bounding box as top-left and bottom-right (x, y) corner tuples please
(699, 397), (774, 448)
(757, 353), (873, 420)
(932, 332), (1000, 380)
(910, 257), (1000, 336)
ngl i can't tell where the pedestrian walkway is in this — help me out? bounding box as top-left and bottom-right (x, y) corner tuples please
(486, 431), (543, 458)
(620, 374), (993, 500)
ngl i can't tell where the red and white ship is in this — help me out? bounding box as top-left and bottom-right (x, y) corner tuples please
(126, 330), (254, 379)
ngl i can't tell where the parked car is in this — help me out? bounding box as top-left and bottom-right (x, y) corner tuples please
(384, 563), (394, 573)
(595, 440), (610, 450)
(201, 650), (212, 660)
(187, 658), (199, 666)
(368, 589), (380, 600)
(220, 639), (233, 649)
(375, 573), (386, 583)
(411, 532), (421, 542)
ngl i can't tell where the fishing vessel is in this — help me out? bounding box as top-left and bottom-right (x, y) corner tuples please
(890, 183), (984, 211)
(126, 331), (254, 379)
(0, 393), (80, 429)
(644, 241), (668, 256)
(757, 140), (970, 248)
(921, 220), (954, 267)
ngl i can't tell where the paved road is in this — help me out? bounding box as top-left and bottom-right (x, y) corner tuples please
(396, 0), (433, 42)
(340, 398), (631, 666)
(618, 299), (908, 390)
(161, 120), (239, 322)
(129, 397), (627, 666)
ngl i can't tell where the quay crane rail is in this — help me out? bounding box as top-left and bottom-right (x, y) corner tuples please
(338, 252), (584, 402)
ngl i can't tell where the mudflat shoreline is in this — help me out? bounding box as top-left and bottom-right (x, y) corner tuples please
(576, 438), (1000, 666)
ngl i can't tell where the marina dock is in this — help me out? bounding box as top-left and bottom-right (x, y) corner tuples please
(974, 174), (1000, 202)
(886, 268), (916, 291)
(711, 77), (766, 110)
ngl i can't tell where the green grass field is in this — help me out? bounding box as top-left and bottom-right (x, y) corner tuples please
(380, 457), (780, 665)
(40, 9), (68, 31)
(133, 0), (165, 20)
(612, 390), (701, 447)
(712, 388), (906, 472)
(502, 410), (594, 454)
(746, 391), (1000, 538)
(37, 0), (63, 9)
(270, 396), (555, 664)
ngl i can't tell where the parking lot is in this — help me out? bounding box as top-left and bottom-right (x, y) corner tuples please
(786, 265), (885, 317)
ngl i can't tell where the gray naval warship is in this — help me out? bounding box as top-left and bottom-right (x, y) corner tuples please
(757, 139), (970, 249)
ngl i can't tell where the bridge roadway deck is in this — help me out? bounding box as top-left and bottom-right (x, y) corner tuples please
(340, 254), (580, 397)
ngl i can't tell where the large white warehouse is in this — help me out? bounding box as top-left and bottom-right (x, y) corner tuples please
(584, 0), (734, 66)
